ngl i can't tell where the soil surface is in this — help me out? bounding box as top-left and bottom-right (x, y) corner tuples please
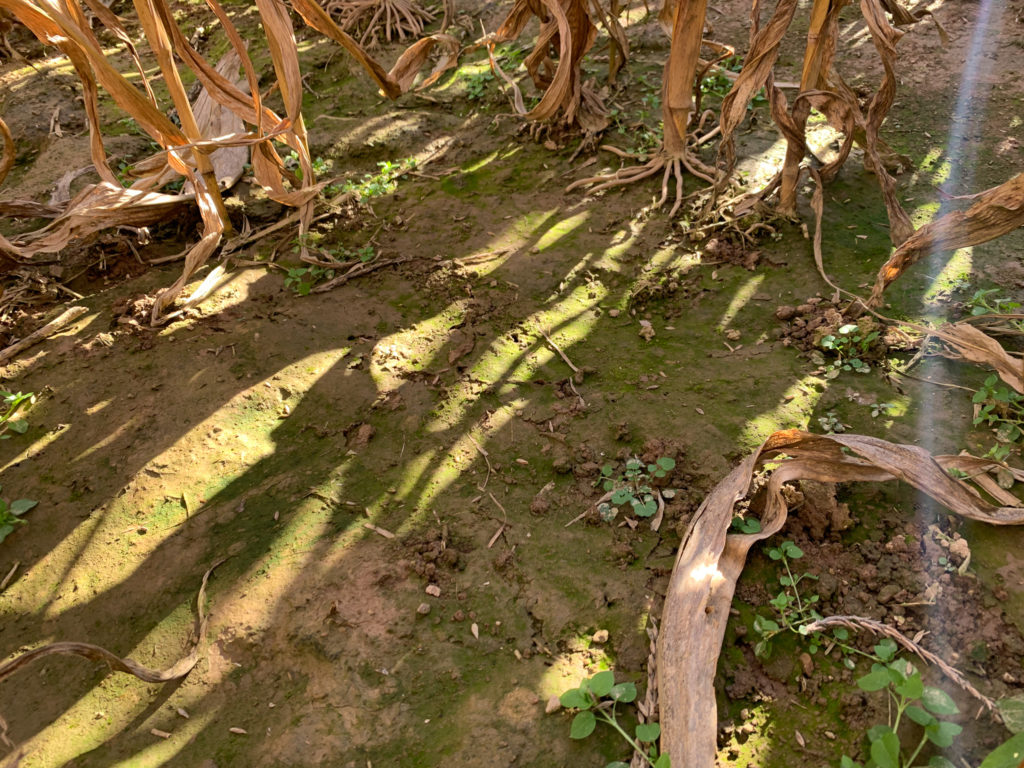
(1, 0), (1024, 766)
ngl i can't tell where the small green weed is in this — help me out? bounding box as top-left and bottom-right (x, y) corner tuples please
(842, 639), (963, 768)
(608, 75), (664, 157)
(699, 56), (767, 106)
(0, 486), (37, 545)
(819, 324), (880, 377)
(818, 412), (848, 434)
(597, 457), (675, 522)
(327, 158), (416, 201)
(730, 515), (762, 534)
(464, 47), (525, 101)
(284, 265), (335, 296)
(965, 289), (1024, 331)
(292, 230), (377, 263)
(972, 374), (1024, 450)
(1, 390), (34, 439)
(559, 670), (670, 768)
(752, 541), (863, 665)
(283, 152), (330, 181)
(871, 403), (898, 419)
(116, 160), (133, 189)
(465, 68), (495, 100)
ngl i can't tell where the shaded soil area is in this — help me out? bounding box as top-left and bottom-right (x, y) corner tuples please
(1, 0), (1024, 766)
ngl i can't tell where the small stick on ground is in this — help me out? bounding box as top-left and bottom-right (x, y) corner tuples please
(468, 434), (493, 490)
(364, 523), (395, 539)
(488, 492), (507, 518)
(650, 491), (666, 533)
(0, 562), (18, 592)
(486, 491), (508, 548)
(536, 326), (580, 374)
(0, 306), (88, 365)
(311, 256), (417, 293)
(566, 490), (613, 527)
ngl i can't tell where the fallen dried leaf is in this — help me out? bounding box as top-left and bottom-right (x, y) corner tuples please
(659, 430), (1024, 766)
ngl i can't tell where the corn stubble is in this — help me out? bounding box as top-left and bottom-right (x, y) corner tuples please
(0, 0), (456, 323)
(1, 0), (1020, 323)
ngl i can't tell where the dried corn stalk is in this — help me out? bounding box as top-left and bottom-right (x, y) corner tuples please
(0, 0), (459, 322)
(659, 429), (1024, 766)
(0, 560), (223, 754)
(485, 0), (608, 135)
(716, 0), (939, 247)
(567, 0), (722, 215)
(0, 0), (312, 322)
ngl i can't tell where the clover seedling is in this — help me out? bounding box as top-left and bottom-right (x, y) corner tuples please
(560, 670), (670, 768)
(597, 457), (675, 523)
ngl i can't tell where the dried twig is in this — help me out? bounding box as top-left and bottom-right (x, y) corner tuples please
(468, 434), (493, 490)
(536, 326), (580, 374)
(364, 522), (395, 539)
(650, 491), (666, 533)
(487, 524), (505, 549)
(631, 618), (660, 768)
(566, 490), (613, 527)
(0, 306), (88, 365)
(0, 562), (17, 592)
(311, 255), (418, 292)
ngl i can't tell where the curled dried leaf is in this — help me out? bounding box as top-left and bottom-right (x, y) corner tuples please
(659, 431), (1024, 766)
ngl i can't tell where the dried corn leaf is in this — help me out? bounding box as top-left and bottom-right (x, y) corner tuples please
(660, 430), (1024, 766)
(10, 183), (190, 258)
(0, 559), (222, 686)
(870, 172), (1024, 304)
(288, 0), (416, 99)
(388, 33), (460, 92)
(807, 170), (1023, 401)
(182, 52), (248, 192)
(254, 0), (316, 254)
(856, 0), (913, 245)
(929, 322), (1024, 394)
